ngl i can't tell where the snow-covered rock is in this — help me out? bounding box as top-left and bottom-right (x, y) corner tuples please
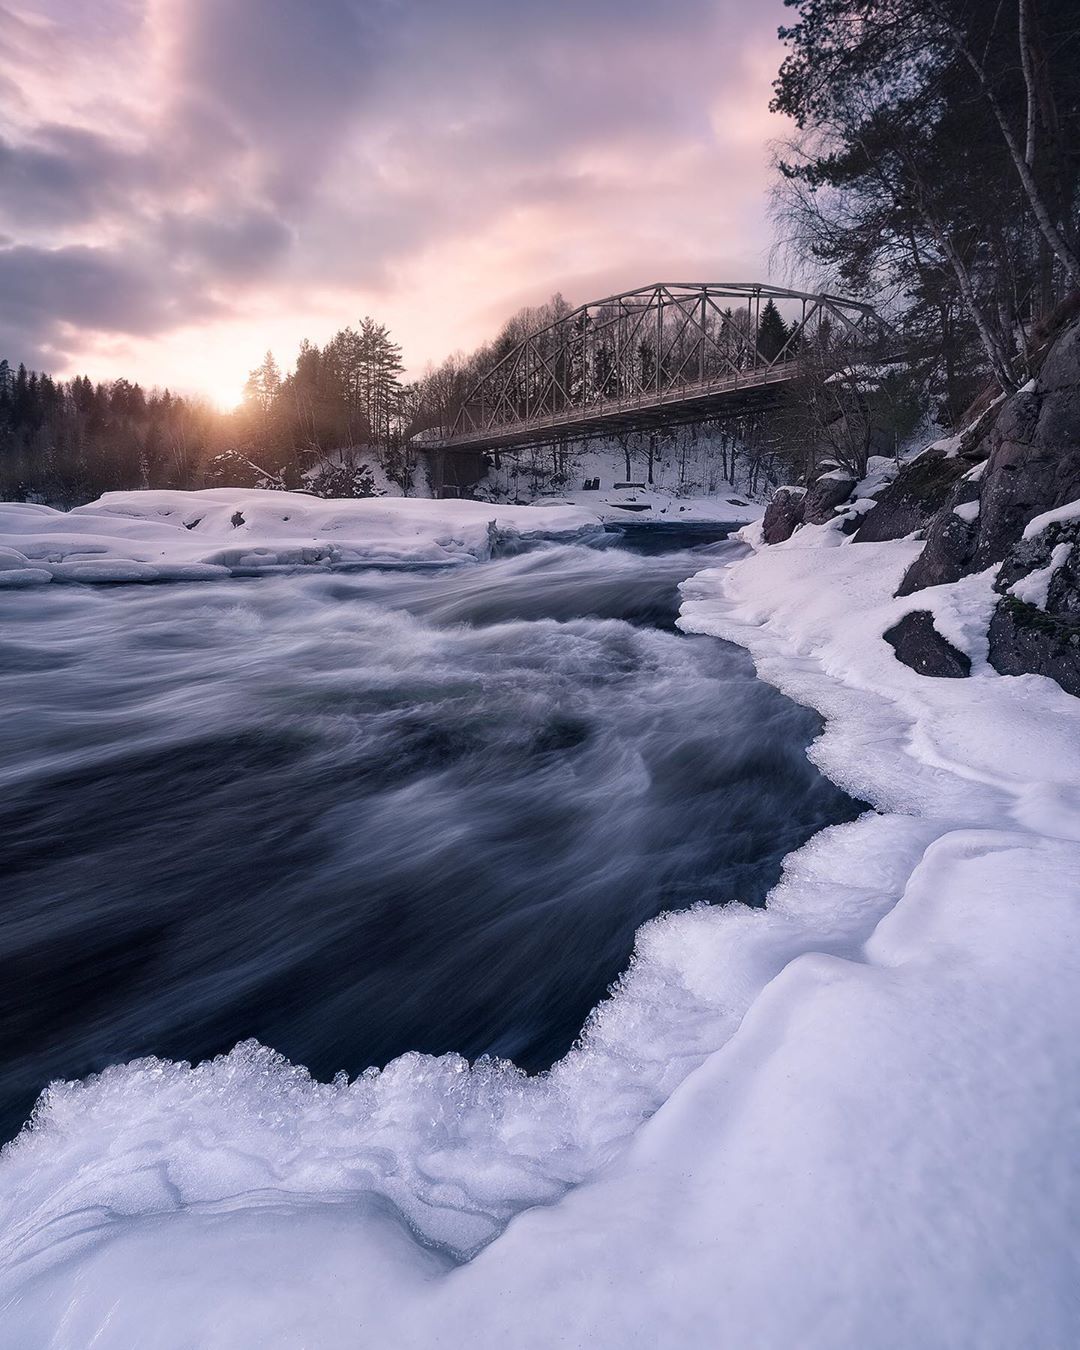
(802, 469), (856, 524)
(989, 514), (1080, 694)
(853, 448), (971, 546)
(1008, 541), (1074, 610)
(760, 485), (807, 543)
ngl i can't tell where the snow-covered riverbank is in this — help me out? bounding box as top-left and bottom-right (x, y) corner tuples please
(2, 501), (1078, 1347)
(0, 489), (606, 582)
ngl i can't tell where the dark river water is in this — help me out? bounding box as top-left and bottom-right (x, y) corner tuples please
(0, 525), (862, 1142)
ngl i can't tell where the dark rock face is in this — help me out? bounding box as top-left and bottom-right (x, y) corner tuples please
(761, 486), (806, 544)
(987, 519), (1080, 696)
(883, 610), (972, 678)
(855, 451), (971, 545)
(899, 317), (1080, 594)
(803, 473), (856, 525)
(971, 387), (1080, 572)
(988, 603), (1080, 694)
(895, 476), (983, 595)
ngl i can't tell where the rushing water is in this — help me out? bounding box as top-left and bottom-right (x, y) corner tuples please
(0, 526), (862, 1143)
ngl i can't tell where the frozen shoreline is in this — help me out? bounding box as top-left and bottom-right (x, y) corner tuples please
(2, 503), (1079, 1347)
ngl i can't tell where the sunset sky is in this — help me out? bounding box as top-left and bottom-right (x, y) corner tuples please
(1, 0), (791, 407)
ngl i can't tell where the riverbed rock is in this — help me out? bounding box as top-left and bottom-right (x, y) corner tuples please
(761, 486), (805, 544)
(987, 516), (1080, 696)
(802, 471), (856, 525)
(883, 610), (972, 678)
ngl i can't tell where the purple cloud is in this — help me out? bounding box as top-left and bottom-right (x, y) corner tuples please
(0, 0), (788, 391)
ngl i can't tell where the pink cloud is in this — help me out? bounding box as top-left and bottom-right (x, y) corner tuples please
(0, 0), (791, 402)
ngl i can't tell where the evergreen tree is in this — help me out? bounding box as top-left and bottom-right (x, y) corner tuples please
(356, 316), (404, 448)
(243, 351), (282, 417)
(757, 300), (791, 362)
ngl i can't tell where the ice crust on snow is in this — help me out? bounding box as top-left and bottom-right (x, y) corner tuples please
(0, 490), (605, 584)
(3, 493), (1080, 1345)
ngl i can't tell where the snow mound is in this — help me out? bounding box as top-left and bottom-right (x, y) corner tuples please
(0, 491), (604, 583)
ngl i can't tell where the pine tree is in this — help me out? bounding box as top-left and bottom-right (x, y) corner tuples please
(243, 351), (282, 417)
(356, 316), (404, 449)
(757, 300), (791, 363)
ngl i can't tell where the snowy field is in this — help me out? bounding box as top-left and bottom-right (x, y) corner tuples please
(2, 496), (1079, 1346)
(473, 438), (766, 525)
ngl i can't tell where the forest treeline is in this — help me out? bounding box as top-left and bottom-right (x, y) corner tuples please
(2, 0), (1077, 506)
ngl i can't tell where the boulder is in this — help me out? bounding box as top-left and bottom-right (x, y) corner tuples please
(803, 471), (856, 525)
(855, 450), (972, 545)
(761, 486), (806, 544)
(895, 475), (983, 595)
(970, 374), (1080, 571)
(987, 515), (1080, 696)
(883, 610), (972, 679)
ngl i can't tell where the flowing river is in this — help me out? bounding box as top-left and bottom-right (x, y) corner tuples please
(0, 524), (862, 1143)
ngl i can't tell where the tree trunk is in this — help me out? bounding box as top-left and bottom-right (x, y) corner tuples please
(942, 233), (1018, 388)
(1019, 0), (1037, 167)
(935, 0), (1080, 290)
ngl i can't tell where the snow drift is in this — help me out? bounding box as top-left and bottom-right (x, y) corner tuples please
(0, 490), (604, 583)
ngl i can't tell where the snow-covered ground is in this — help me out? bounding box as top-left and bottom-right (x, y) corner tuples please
(2, 501), (1079, 1346)
(473, 438), (765, 525)
(0, 489), (604, 583)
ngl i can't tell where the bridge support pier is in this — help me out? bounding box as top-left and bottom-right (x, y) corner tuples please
(422, 447), (488, 499)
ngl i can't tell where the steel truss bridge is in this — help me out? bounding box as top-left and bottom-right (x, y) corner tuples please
(423, 282), (883, 456)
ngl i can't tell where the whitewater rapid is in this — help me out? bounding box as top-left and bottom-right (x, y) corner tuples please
(1, 531), (860, 1138)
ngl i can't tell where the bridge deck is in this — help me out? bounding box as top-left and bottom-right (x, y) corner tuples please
(423, 362), (805, 454)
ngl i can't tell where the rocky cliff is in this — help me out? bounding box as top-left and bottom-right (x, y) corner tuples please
(758, 311), (1080, 696)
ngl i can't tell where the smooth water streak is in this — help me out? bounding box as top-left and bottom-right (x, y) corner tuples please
(0, 530), (860, 1144)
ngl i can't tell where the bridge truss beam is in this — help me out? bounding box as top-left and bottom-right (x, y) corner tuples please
(423, 282), (884, 455)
